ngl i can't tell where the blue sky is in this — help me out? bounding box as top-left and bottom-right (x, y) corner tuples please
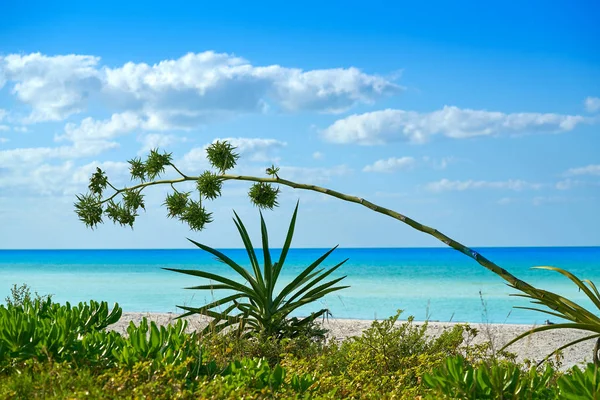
(0, 0), (599, 249)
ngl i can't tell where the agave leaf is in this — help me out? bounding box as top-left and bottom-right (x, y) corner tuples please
(259, 211), (273, 295)
(183, 294), (247, 315)
(502, 323), (600, 352)
(232, 211), (264, 288)
(296, 277), (349, 304)
(291, 309), (329, 328)
(273, 201), (299, 284)
(183, 284), (232, 291)
(163, 267), (259, 301)
(186, 238), (264, 297)
(277, 285), (350, 317)
(513, 306), (570, 321)
(533, 266), (600, 310)
(583, 279), (600, 302)
(537, 334), (600, 366)
(273, 245), (339, 306)
(285, 260), (348, 306)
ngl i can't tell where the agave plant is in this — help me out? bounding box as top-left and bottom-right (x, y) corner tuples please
(502, 266), (600, 365)
(164, 202), (349, 339)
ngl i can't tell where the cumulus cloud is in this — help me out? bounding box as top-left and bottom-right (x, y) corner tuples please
(564, 164), (600, 176)
(425, 178), (543, 192)
(137, 133), (186, 155)
(0, 158), (128, 196)
(312, 151), (324, 160)
(0, 138), (8, 143)
(0, 53), (102, 122)
(363, 157), (415, 173)
(278, 164), (352, 183)
(584, 97), (600, 113)
(322, 106), (588, 145)
(1, 51), (400, 126)
(213, 137), (287, 162)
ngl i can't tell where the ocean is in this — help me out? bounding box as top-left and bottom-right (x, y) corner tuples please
(1, 247), (599, 324)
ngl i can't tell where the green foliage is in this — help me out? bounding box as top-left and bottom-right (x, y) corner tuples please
(164, 190), (191, 218)
(503, 266), (600, 364)
(196, 170), (223, 200)
(105, 199), (137, 227)
(248, 182), (280, 209)
(88, 167), (109, 196)
(423, 355), (560, 399)
(0, 297), (122, 367)
(2, 295), (598, 399)
(165, 202), (349, 339)
(122, 189), (145, 212)
(76, 138), (600, 366)
(206, 140), (239, 174)
(219, 357), (316, 395)
(145, 149), (173, 180)
(557, 363), (600, 400)
(74, 192), (104, 228)
(128, 156), (147, 181)
(180, 199), (214, 231)
(279, 311), (470, 398)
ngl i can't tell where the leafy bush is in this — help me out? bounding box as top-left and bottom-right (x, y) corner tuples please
(0, 297), (121, 367)
(423, 355), (560, 399)
(557, 363), (600, 400)
(166, 202), (349, 340)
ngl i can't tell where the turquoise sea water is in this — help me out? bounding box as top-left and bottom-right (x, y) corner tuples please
(1, 247), (599, 324)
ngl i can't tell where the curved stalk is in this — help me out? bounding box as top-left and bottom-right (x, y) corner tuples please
(94, 173), (537, 295)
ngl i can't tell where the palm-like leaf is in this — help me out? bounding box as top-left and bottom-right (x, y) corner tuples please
(164, 201), (349, 338)
(502, 266), (600, 365)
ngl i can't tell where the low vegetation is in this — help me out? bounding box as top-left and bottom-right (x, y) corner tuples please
(2, 291), (600, 399)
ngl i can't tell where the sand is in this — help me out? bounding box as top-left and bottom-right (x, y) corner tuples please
(109, 312), (597, 371)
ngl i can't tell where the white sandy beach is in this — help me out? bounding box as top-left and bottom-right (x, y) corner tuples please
(110, 312), (597, 371)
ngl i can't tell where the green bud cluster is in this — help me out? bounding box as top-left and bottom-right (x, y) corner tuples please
(76, 141), (283, 231)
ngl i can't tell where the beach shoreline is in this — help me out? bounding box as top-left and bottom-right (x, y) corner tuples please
(110, 312), (596, 371)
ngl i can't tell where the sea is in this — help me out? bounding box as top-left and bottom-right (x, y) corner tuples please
(1, 247), (599, 324)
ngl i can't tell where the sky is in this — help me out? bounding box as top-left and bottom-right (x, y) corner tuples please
(0, 0), (599, 249)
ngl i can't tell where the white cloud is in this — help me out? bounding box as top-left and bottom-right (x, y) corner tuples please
(426, 178), (543, 192)
(1, 53), (102, 122)
(322, 106), (588, 145)
(363, 156), (415, 173)
(564, 164), (600, 176)
(584, 97), (600, 113)
(0, 138), (9, 143)
(178, 147), (210, 174)
(1, 51), (400, 126)
(213, 137), (287, 162)
(312, 151), (324, 160)
(278, 164), (352, 183)
(137, 133), (185, 155)
(0, 125), (9, 132)
(0, 159), (128, 197)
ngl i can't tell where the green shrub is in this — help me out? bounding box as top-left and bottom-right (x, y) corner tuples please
(557, 363), (600, 400)
(423, 355), (561, 399)
(0, 297), (122, 367)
